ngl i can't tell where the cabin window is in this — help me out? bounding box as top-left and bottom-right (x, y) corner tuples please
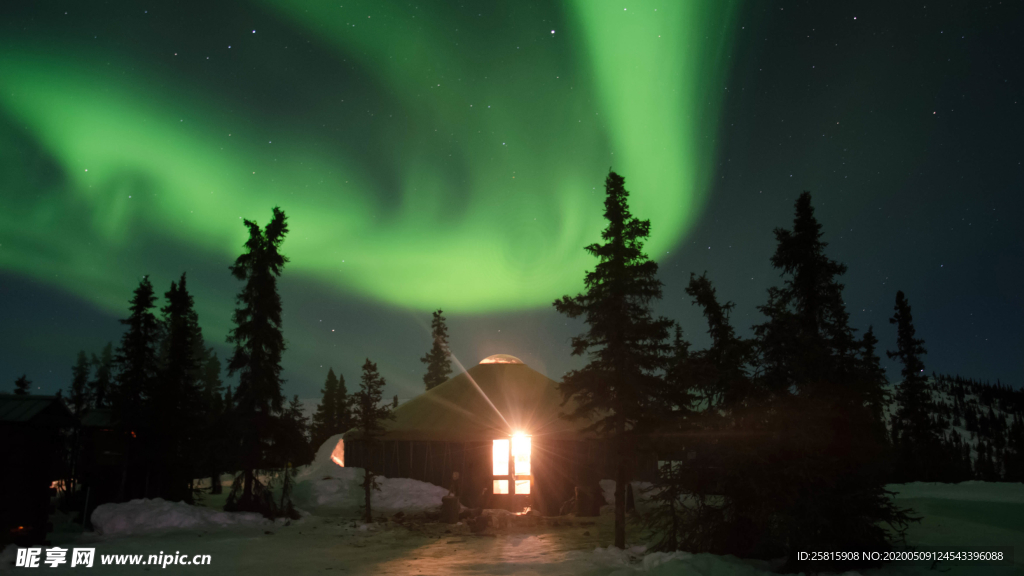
(493, 439), (509, 476)
(492, 434), (532, 496)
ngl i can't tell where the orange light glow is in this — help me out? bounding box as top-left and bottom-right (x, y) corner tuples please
(515, 480), (530, 494)
(493, 480), (509, 494)
(330, 439), (345, 467)
(511, 433), (531, 475)
(492, 439), (509, 476)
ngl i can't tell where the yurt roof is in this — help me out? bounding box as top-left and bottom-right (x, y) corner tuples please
(348, 356), (595, 442)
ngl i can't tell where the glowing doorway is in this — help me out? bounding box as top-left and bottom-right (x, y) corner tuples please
(492, 433), (531, 495)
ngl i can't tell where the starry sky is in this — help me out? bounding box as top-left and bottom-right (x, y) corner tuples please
(1, 1), (1021, 401)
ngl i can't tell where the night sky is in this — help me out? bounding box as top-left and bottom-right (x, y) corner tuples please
(1, 1), (1021, 402)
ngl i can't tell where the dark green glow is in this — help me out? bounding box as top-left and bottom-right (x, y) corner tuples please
(0, 1), (738, 314)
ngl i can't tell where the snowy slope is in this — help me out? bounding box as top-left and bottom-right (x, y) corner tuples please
(882, 374), (1023, 474)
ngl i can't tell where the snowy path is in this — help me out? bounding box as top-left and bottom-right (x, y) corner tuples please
(4, 482), (1024, 575)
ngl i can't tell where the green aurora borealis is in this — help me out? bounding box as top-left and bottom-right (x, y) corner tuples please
(0, 1), (738, 314)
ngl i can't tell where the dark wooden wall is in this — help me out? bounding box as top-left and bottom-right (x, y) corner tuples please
(343, 437), (662, 515)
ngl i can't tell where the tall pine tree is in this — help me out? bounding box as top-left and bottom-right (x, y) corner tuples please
(887, 290), (943, 481)
(554, 170), (673, 549)
(109, 276), (163, 500)
(351, 359), (394, 523)
(89, 343), (114, 409)
(310, 368), (340, 449)
(420, 309), (452, 390)
(646, 273), (756, 555)
(752, 192), (910, 570)
(152, 273), (207, 502)
(226, 207), (289, 513)
(336, 371), (352, 435)
(199, 348), (226, 494)
(113, 277), (162, 426)
(69, 352), (92, 417)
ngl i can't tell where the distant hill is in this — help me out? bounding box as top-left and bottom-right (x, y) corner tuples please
(883, 374), (1024, 482)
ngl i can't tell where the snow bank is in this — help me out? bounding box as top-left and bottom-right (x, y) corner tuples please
(569, 546), (773, 576)
(888, 481), (1024, 503)
(90, 498), (269, 536)
(292, 434), (449, 515)
(293, 467), (450, 515)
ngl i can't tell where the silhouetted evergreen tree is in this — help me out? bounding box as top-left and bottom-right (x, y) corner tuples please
(112, 276), (162, 432)
(685, 272), (753, 412)
(69, 352), (92, 417)
(225, 207), (289, 514)
(272, 395), (313, 470)
(276, 395), (311, 518)
(64, 352), (92, 504)
(887, 290), (944, 482)
(89, 343), (114, 409)
(661, 326), (694, 409)
(351, 359), (394, 523)
(646, 273), (759, 555)
(13, 374), (31, 395)
(199, 349), (226, 494)
(220, 385), (241, 482)
(420, 309), (452, 390)
(554, 170), (673, 549)
(751, 192), (910, 570)
(310, 368), (341, 450)
(111, 276), (163, 500)
(152, 273), (206, 502)
(336, 372), (352, 436)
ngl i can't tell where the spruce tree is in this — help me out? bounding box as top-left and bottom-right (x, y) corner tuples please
(685, 272), (753, 412)
(153, 273), (206, 502)
(752, 192), (911, 569)
(226, 207), (289, 513)
(273, 395), (313, 472)
(647, 274), (757, 554)
(89, 343), (114, 409)
(199, 348), (226, 494)
(554, 170), (673, 549)
(310, 368), (339, 450)
(420, 309), (453, 390)
(351, 358), (394, 523)
(887, 291), (942, 481)
(336, 372), (352, 434)
(112, 276), (162, 453)
(13, 374), (31, 395)
(69, 351), (92, 417)
(662, 326), (694, 410)
(277, 395), (312, 517)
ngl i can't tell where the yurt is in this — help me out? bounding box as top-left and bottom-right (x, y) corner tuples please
(342, 354), (616, 514)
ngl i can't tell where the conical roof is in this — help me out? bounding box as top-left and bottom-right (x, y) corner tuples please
(359, 358), (594, 442)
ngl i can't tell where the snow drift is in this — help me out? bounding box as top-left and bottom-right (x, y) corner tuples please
(888, 480), (1024, 503)
(293, 434), (450, 515)
(90, 498), (270, 536)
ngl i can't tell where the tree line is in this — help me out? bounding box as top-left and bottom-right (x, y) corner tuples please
(553, 170), (1020, 571)
(9, 205), (456, 521)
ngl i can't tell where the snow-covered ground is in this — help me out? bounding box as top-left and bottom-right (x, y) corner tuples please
(3, 440), (1021, 575)
(4, 480), (1022, 575)
(90, 499), (273, 537)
